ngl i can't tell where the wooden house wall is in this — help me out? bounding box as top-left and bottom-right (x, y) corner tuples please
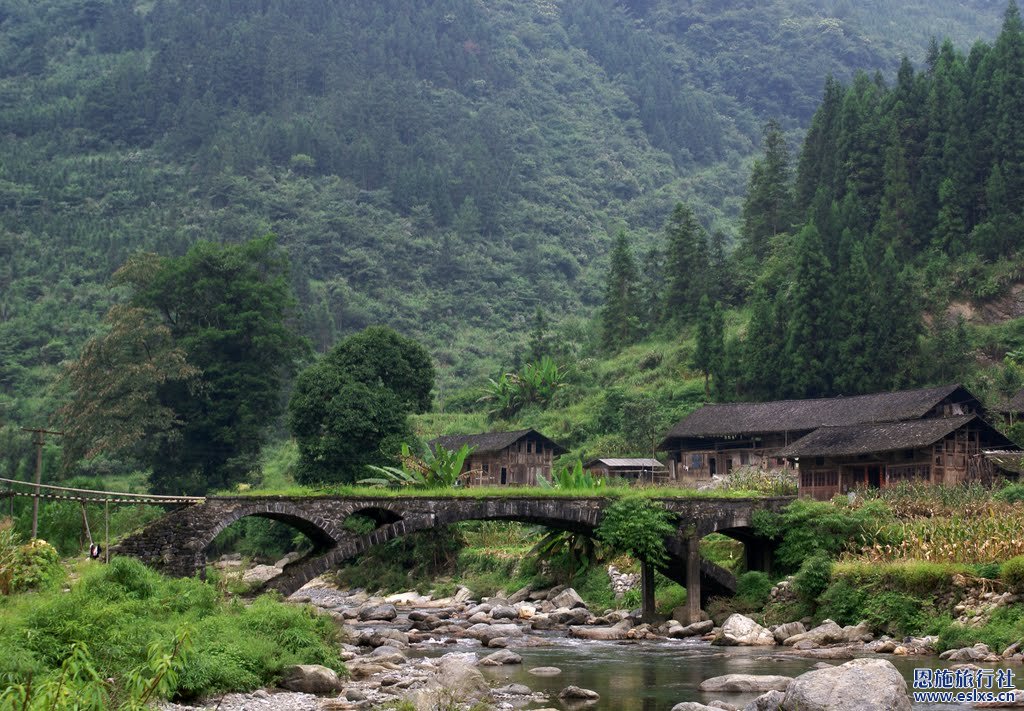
(462, 434), (556, 486)
(667, 433), (797, 486)
(796, 425), (989, 500)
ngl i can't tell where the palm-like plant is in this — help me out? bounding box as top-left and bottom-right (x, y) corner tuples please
(360, 443), (475, 489)
(537, 460), (604, 490)
(478, 356), (565, 420)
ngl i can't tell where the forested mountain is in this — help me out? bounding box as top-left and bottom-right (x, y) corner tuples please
(0, 0), (1007, 437)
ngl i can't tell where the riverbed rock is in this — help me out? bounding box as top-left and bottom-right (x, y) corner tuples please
(278, 664), (344, 694)
(358, 603), (398, 621)
(528, 666), (562, 676)
(367, 645), (406, 665)
(744, 689), (785, 711)
(670, 704), (721, 711)
(975, 689), (1024, 707)
(550, 587), (587, 609)
(464, 623), (524, 644)
(479, 649), (522, 666)
(490, 604), (518, 620)
(433, 654), (490, 698)
(672, 620), (715, 638)
(550, 607), (592, 625)
(772, 622), (806, 644)
(939, 643), (997, 662)
(781, 658), (910, 710)
(241, 564), (283, 585)
(559, 685), (600, 700)
(699, 674), (792, 693)
(713, 615), (776, 646)
(569, 624), (630, 640)
(781, 619), (845, 647)
(495, 683), (534, 695)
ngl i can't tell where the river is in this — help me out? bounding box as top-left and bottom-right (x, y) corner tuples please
(417, 636), (1022, 710)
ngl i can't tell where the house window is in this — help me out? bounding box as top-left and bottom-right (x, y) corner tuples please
(740, 451), (750, 465)
(482, 463), (490, 474)
(690, 454), (703, 469)
(527, 441), (533, 454)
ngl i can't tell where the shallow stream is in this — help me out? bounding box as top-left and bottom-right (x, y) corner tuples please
(417, 636), (1022, 710)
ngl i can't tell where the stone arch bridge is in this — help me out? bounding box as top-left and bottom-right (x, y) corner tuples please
(114, 495), (792, 620)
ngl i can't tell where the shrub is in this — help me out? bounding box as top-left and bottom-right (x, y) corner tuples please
(1001, 556), (1024, 591)
(596, 497), (676, 568)
(971, 562), (1002, 580)
(6, 538), (65, 594)
(792, 553), (832, 604)
(736, 571), (772, 608)
(996, 483), (1024, 504)
(816, 578), (869, 626)
(752, 499), (891, 572)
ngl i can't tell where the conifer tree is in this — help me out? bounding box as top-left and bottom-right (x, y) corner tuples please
(831, 241), (876, 395)
(601, 230), (641, 347)
(781, 223), (832, 398)
(740, 120), (794, 265)
(692, 295), (725, 399)
(663, 202), (709, 324)
(741, 286), (785, 401)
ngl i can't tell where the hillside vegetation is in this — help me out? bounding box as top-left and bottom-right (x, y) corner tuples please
(0, 0), (1005, 430)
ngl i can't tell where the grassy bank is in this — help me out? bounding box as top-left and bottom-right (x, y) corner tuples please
(0, 557), (344, 705)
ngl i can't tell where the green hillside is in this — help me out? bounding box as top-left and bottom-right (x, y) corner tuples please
(0, 0), (1017, 487)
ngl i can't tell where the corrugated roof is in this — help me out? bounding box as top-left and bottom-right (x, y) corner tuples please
(776, 415), (975, 458)
(660, 384), (969, 443)
(584, 458), (666, 469)
(429, 428), (567, 455)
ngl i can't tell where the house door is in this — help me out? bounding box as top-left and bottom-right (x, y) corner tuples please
(500, 467), (507, 485)
(846, 465), (882, 490)
(709, 457), (717, 476)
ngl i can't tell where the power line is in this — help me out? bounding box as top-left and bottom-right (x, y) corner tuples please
(21, 427), (63, 539)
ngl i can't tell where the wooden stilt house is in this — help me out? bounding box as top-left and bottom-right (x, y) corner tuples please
(429, 429), (567, 487)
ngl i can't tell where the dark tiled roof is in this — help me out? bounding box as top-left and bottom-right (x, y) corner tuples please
(776, 415), (975, 458)
(660, 384), (970, 443)
(429, 428), (567, 455)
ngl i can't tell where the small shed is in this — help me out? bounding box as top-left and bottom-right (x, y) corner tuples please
(583, 458), (668, 483)
(429, 428), (567, 487)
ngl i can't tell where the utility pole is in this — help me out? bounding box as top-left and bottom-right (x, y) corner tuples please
(21, 427), (63, 539)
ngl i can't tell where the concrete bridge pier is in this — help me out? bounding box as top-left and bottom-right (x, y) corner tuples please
(686, 534), (701, 624)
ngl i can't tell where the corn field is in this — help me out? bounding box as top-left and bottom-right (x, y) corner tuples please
(854, 509), (1024, 564)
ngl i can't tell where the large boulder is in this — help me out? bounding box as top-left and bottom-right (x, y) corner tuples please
(570, 625), (630, 641)
(479, 649), (522, 666)
(550, 607), (592, 625)
(464, 623), (524, 645)
(939, 643), (998, 662)
(278, 664), (344, 694)
(434, 654), (490, 698)
(713, 615), (776, 646)
(559, 685), (600, 700)
(699, 674), (792, 693)
(358, 603), (398, 621)
(490, 605), (518, 620)
(781, 658), (911, 711)
(671, 620), (715, 638)
(772, 622), (806, 645)
(744, 689), (785, 711)
(782, 619), (845, 646)
(241, 564), (282, 585)
(550, 587), (587, 609)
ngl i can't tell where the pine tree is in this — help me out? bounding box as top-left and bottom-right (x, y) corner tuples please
(782, 223), (833, 398)
(831, 241), (876, 395)
(601, 230), (641, 347)
(692, 295), (725, 399)
(663, 202), (709, 324)
(741, 287), (785, 401)
(740, 120), (794, 265)
(994, 1), (1024, 214)
(873, 120), (915, 254)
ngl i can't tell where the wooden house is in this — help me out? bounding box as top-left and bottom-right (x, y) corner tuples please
(583, 458), (668, 484)
(429, 429), (567, 487)
(993, 389), (1024, 426)
(658, 384), (1018, 498)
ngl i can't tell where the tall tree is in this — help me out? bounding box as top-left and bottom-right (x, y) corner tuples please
(120, 235), (308, 494)
(691, 295), (725, 399)
(601, 230), (641, 347)
(781, 224), (833, 398)
(289, 326), (435, 485)
(740, 120), (795, 265)
(663, 202), (709, 324)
